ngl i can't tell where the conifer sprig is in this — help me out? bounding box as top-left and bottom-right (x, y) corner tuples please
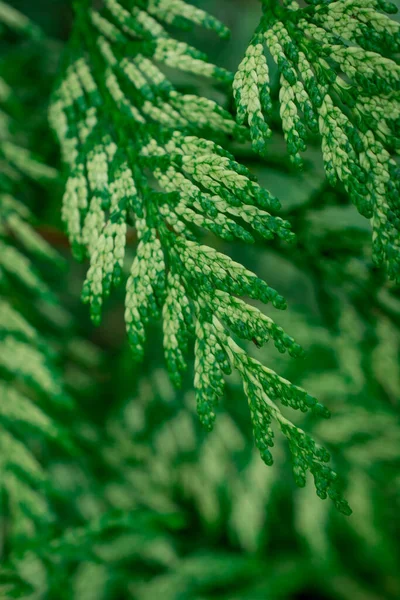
(0, 200), (66, 542)
(234, 0), (400, 282)
(0, 5), (80, 546)
(49, 0), (350, 513)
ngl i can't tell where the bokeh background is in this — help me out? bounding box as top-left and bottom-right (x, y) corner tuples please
(1, 1), (400, 598)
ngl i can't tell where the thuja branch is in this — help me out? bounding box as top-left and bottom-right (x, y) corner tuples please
(234, 0), (400, 282)
(49, 0), (351, 514)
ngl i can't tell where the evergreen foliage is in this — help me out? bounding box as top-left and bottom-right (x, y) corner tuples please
(0, 1), (71, 548)
(1, 1), (400, 598)
(49, 0), (357, 513)
(234, 0), (400, 281)
(0, 7), (99, 591)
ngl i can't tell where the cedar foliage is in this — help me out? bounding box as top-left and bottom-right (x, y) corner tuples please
(49, 0), (356, 513)
(0, 1), (399, 598)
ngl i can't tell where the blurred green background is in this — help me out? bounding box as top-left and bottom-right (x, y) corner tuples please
(1, 1), (400, 599)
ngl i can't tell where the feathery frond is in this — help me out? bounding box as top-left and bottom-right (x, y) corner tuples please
(234, 0), (400, 281)
(49, 0), (350, 512)
(0, 6), (74, 551)
(3, 1), (400, 598)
